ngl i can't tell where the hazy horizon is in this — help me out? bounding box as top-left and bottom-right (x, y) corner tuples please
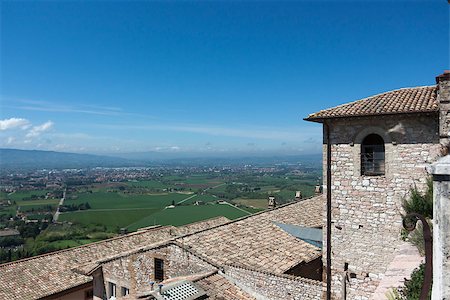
(1, 1), (448, 155)
(0, 147), (323, 159)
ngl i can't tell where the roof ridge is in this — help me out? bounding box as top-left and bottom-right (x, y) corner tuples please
(224, 263), (322, 285)
(305, 85), (437, 121)
(177, 215), (230, 227)
(0, 225), (172, 268)
(191, 270), (220, 282)
(86, 239), (221, 271)
(174, 195), (323, 240)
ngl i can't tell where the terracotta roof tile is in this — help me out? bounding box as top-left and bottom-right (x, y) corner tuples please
(0, 198), (323, 300)
(195, 273), (256, 300)
(305, 86), (438, 121)
(0, 226), (176, 300)
(178, 196), (324, 274)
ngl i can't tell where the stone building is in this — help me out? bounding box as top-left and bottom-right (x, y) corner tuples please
(305, 71), (450, 299)
(0, 196), (324, 300)
(2, 72), (449, 300)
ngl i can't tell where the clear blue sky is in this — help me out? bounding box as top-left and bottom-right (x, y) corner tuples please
(1, 1), (448, 156)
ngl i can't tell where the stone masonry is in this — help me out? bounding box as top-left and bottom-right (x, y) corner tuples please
(429, 155), (450, 299)
(224, 265), (322, 300)
(322, 114), (442, 299)
(101, 243), (216, 298)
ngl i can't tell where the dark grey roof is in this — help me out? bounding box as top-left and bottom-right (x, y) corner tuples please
(274, 222), (322, 248)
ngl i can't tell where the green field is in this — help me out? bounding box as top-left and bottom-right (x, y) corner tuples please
(126, 180), (167, 189)
(59, 208), (159, 228)
(66, 191), (187, 209)
(60, 191), (200, 229)
(0, 206), (15, 217)
(7, 190), (51, 201)
(1, 174), (316, 234)
(0, 190), (60, 219)
(127, 204), (250, 230)
(49, 239), (98, 248)
(232, 198), (268, 209)
(178, 194), (218, 205)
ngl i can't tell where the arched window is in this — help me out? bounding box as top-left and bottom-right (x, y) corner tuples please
(361, 134), (385, 176)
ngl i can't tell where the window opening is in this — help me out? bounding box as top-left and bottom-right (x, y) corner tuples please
(121, 287), (130, 296)
(361, 134), (385, 176)
(108, 282), (116, 298)
(154, 258), (164, 282)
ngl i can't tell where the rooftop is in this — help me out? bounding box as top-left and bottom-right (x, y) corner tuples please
(179, 196), (323, 274)
(0, 217), (230, 300)
(195, 272), (256, 300)
(305, 85), (438, 122)
(0, 196), (323, 300)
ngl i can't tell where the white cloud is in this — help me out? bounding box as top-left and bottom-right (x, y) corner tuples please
(97, 123), (321, 142)
(0, 118), (30, 131)
(26, 121), (54, 138)
(6, 137), (15, 145)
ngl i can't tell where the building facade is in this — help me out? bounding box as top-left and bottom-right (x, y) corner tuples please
(305, 71), (450, 299)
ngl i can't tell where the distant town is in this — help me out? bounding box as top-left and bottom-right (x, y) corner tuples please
(0, 152), (321, 264)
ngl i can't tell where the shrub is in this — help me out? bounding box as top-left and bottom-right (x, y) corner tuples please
(387, 264), (431, 300)
(401, 178), (433, 254)
(402, 178), (433, 219)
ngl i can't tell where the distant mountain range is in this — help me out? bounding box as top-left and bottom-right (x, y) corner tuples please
(0, 149), (138, 170)
(0, 148), (322, 171)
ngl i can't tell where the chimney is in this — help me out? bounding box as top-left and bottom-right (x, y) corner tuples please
(295, 191), (302, 200)
(436, 71), (450, 145)
(268, 196), (276, 209)
(315, 185), (322, 194)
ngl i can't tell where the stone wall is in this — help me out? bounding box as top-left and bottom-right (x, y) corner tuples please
(224, 265), (323, 300)
(322, 114), (442, 299)
(50, 285), (93, 300)
(429, 155), (450, 300)
(437, 71), (450, 144)
(101, 243), (215, 298)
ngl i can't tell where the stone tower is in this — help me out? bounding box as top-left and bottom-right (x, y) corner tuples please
(305, 72), (449, 299)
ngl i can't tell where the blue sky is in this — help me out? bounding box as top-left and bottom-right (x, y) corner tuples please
(1, 1), (448, 156)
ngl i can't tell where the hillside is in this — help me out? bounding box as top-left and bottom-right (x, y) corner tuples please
(0, 148), (139, 170)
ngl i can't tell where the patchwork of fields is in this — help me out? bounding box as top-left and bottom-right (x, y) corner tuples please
(1, 172), (317, 232)
(59, 191), (251, 230)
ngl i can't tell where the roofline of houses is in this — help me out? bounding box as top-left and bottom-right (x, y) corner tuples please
(174, 195), (323, 241)
(223, 263), (323, 285)
(304, 85), (438, 122)
(304, 109), (439, 123)
(0, 225), (171, 268)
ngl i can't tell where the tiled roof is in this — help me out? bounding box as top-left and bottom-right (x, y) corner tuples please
(305, 86), (438, 122)
(145, 272), (256, 300)
(195, 273), (256, 300)
(0, 226), (177, 300)
(0, 198), (323, 300)
(175, 216), (230, 236)
(178, 196), (324, 274)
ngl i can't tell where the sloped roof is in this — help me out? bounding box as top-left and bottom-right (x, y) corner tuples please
(274, 222), (323, 248)
(305, 86), (438, 122)
(0, 226), (177, 300)
(143, 271), (257, 300)
(195, 273), (256, 300)
(178, 196), (324, 274)
(0, 198), (323, 300)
